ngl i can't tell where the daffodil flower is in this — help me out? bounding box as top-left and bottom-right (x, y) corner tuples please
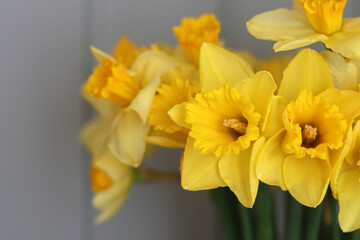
(90, 149), (134, 225)
(335, 121), (360, 232)
(169, 43), (277, 207)
(247, 0), (360, 59)
(82, 43), (190, 167)
(147, 78), (198, 148)
(173, 14), (221, 65)
(256, 49), (360, 207)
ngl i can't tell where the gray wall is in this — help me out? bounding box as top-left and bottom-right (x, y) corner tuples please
(1, 0), (358, 239)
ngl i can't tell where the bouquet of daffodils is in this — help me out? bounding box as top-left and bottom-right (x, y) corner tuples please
(81, 0), (360, 239)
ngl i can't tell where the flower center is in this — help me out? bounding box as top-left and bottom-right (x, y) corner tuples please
(283, 90), (347, 159)
(186, 84), (260, 157)
(90, 165), (113, 193)
(298, 0), (347, 34)
(85, 60), (140, 107)
(302, 124), (318, 147)
(223, 118), (248, 136)
(173, 14), (221, 65)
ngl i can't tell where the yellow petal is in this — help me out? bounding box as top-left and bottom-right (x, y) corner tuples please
(146, 129), (187, 148)
(125, 77), (160, 123)
(346, 121), (360, 165)
(324, 17), (360, 60)
(199, 43), (254, 92)
(132, 50), (193, 87)
(181, 137), (226, 190)
(247, 8), (327, 52)
(81, 89), (119, 119)
(338, 167), (360, 232)
(279, 49), (333, 102)
(261, 96), (287, 138)
(273, 34), (327, 52)
(218, 138), (264, 208)
(319, 89), (360, 125)
(90, 46), (116, 63)
(292, 0), (309, 22)
(108, 111), (150, 167)
(283, 155), (330, 207)
(112, 37), (138, 64)
(168, 102), (192, 130)
(256, 130), (287, 190)
(94, 199), (127, 225)
(321, 50), (358, 91)
(80, 117), (111, 156)
(329, 127), (354, 199)
(234, 71), (277, 129)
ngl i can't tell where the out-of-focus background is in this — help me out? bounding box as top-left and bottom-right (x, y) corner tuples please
(0, 0), (358, 239)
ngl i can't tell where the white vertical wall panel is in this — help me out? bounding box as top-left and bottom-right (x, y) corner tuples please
(0, 0), (88, 239)
(89, 1), (221, 239)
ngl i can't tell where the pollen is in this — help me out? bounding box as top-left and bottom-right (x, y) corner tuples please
(298, 0), (347, 34)
(302, 124), (318, 147)
(223, 119), (248, 136)
(90, 165), (113, 193)
(173, 14), (221, 65)
(85, 60), (140, 107)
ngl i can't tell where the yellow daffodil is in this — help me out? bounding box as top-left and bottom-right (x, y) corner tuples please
(169, 43), (277, 207)
(336, 121), (360, 232)
(247, 0), (360, 59)
(321, 50), (360, 91)
(90, 149), (133, 224)
(256, 49), (360, 207)
(147, 77), (199, 148)
(173, 14), (221, 65)
(82, 42), (191, 167)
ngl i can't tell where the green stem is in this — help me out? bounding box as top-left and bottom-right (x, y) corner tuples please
(256, 183), (274, 240)
(287, 195), (303, 240)
(305, 204), (324, 240)
(330, 197), (341, 240)
(133, 166), (180, 183)
(238, 202), (254, 240)
(209, 188), (242, 240)
(350, 230), (360, 240)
